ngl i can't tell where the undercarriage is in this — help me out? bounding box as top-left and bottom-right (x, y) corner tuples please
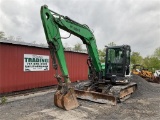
(75, 80), (137, 105)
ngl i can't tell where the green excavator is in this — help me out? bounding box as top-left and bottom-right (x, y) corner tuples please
(40, 5), (137, 110)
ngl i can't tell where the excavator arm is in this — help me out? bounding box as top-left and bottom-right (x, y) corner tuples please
(41, 5), (101, 84)
(41, 5), (107, 110)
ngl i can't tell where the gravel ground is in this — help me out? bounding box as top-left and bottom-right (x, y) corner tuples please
(0, 75), (160, 120)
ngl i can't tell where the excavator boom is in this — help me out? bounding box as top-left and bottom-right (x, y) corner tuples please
(41, 5), (102, 80)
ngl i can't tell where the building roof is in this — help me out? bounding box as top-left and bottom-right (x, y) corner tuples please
(0, 39), (87, 54)
(0, 39), (48, 48)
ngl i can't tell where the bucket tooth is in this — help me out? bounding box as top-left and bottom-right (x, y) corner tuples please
(54, 90), (63, 108)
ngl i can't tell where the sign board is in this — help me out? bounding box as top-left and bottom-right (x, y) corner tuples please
(24, 54), (49, 71)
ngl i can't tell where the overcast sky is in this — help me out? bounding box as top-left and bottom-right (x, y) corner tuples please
(0, 0), (159, 57)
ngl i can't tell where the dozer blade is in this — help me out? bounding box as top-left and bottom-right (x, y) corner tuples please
(54, 88), (79, 110)
(74, 89), (117, 105)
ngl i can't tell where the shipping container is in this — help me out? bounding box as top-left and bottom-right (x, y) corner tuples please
(0, 40), (88, 93)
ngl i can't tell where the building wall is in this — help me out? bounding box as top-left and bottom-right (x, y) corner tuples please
(0, 43), (88, 93)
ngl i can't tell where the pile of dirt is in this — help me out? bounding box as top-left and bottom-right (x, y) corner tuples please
(131, 75), (160, 98)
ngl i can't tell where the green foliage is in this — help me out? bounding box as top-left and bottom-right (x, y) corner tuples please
(131, 47), (160, 72)
(98, 48), (106, 63)
(98, 42), (116, 63)
(142, 47), (160, 72)
(153, 47), (160, 59)
(143, 56), (160, 71)
(0, 31), (5, 39)
(1, 96), (7, 104)
(74, 43), (83, 51)
(131, 52), (143, 65)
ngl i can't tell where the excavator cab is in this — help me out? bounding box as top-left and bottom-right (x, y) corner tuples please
(105, 45), (131, 84)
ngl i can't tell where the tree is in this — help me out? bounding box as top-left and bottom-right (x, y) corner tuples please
(131, 52), (143, 65)
(141, 47), (160, 72)
(39, 43), (48, 47)
(154, 47), (160, 59)
(143, 56), (160, 72)
(98, 48), (106, 63)
(16, 36), (22, 41)
(98, 42), (116, 63)
(108, 42), (116, 47)
(74, 43), (83, 51)
(8, 36), (15, 41)
(32, 41), (36, 44)
(64, 43), (72, 51)
(0, 31), (5, 39)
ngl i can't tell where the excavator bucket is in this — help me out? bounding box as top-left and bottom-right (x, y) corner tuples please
(75, 90), (117, 105)
(54, 88), (79, 110)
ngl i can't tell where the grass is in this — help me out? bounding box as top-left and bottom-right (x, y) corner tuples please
(0, 96), (7, 104)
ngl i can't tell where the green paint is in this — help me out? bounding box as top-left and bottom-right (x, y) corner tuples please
(40, 5), (102, 83)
